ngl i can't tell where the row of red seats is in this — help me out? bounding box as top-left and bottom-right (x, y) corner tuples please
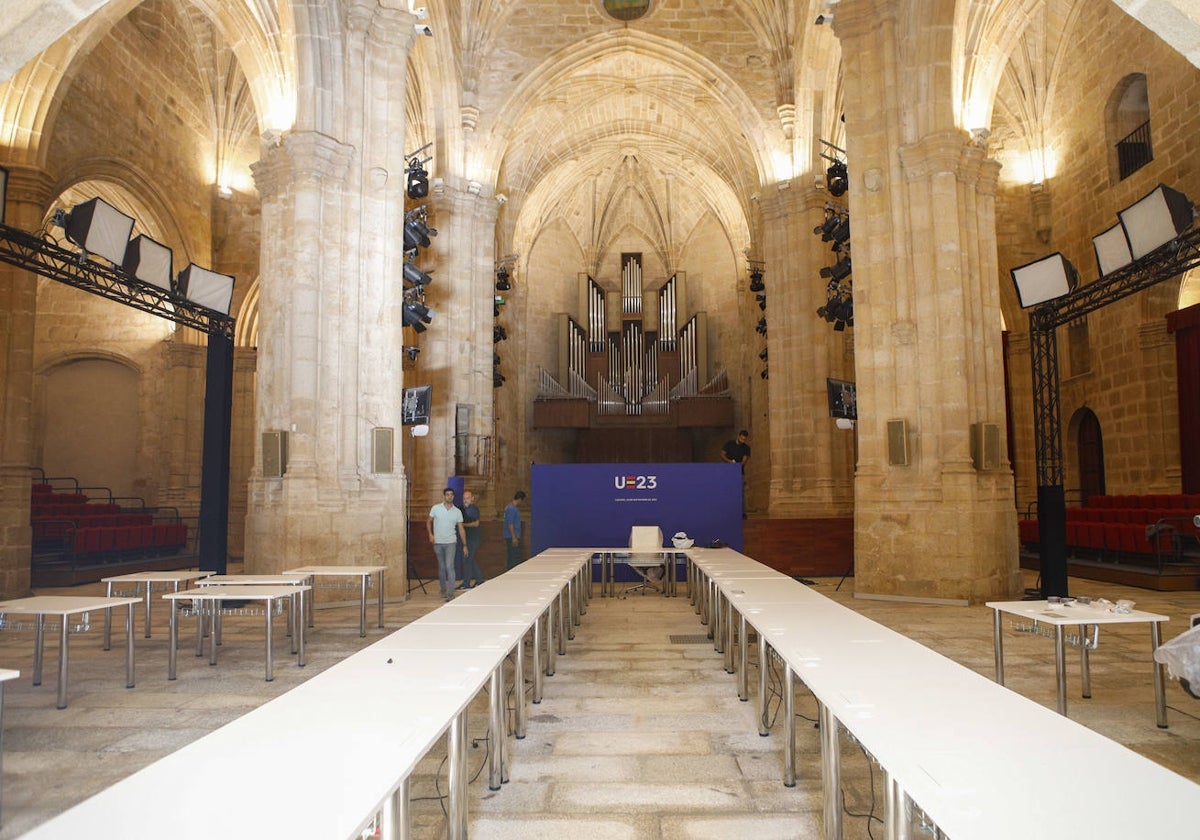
(72, 523), (187, 555)
(1088, 493), (1200, 509)
(1018, 515), (1196, 560)
(33, 512), (154, 529)
(1069, 507), (1200, 530)
(32, 502), (121, 518)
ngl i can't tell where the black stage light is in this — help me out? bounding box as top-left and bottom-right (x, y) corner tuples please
(493, 369), (505, 388)
(826, 161), (848, 196)
(758, 348), (768, 361)
(404, 346), (420, 361)
(403, 300), (434, 331)
(493, 324), (508, 342)
(495, 267), (511, 291)
(756, 293), (767, 311)
(749, 269), (765, 292)
(403, 261), (433, 287)
(820, 257), (851, 282)
(760, 368), (769, 380)
(406, 160), (429, 199)
(404, 216), (435, 250)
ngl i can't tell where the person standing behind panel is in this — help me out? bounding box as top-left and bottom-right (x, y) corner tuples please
(457, 489), (486, 589)
(428, 487), (467, 601)
(504, 490), (527, 570)
(721, 430), (751, 518)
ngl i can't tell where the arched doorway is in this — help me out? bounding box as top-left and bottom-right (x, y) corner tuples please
(1073, 408), (1105, 504)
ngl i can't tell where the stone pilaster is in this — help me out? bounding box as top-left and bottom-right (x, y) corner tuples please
(834, 2), (1020, 602)
(244, 4), (415, 596)
(758, 183), (854, 517)
(0, 165), (55, 596)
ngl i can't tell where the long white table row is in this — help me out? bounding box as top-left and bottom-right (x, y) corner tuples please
(21, 551), (593, 840)
(687, 547), (1200, 840)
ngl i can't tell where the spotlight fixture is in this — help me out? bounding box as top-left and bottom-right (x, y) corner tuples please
(493, 324), (508, 343)
(826, 161), (848, 196)
(756, 293), (767, 311)
(815, 12), (832, 24)
(749, 270), (765, 292)
(758, 348), (768, 361)
(403, 213), (436, 250)
(405, 142), (432, 200)
(404, 346), (420, 361)
(820, 257), (852, 282)
(495, 267), (511, 291)
(755, 316), (767, 336)
(760, 368), (769, 379)
(403, 299), (434, 332)
(403, 261), (433, 287)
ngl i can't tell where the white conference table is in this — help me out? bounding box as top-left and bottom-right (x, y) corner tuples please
(284, 564), (387, 637)
(987, 598), (1171, 725)
(102, 570), (211, 643)
(0, 668), (18, 825)
(689, 548), (1200, 840)
(0, 595), (140, 709)
(163, 584), (311, 681)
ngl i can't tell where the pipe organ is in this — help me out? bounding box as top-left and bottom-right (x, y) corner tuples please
(540, 254), (727, 420)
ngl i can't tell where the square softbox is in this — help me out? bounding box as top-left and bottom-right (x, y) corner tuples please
(64, 197), (135, 266)
(122, 234), (173, 291)
(1118, 184), (1194, 260)
(1092, 223), (1132, 277)
(1010, 252), (1077, 309)
(175, 263), (235, 314)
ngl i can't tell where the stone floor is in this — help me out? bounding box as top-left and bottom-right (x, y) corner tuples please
(0, 568), (1198, 839)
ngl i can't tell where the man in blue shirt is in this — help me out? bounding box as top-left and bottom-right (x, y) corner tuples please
(504, 490), (526, 570)
(428, 487), (467, 600)
(456, 489), (486, 589)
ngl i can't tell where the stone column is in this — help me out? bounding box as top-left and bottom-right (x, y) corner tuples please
(835, 1), (1020, 602)
(245, 3), (414, 594)
(419, 182), (499, 502)
(759, 183), (854, 517)
(0, 165), (54, 597)
(226, 346), (257, 560)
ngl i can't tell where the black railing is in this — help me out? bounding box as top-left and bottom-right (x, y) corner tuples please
(1116, 120), (1153, 180)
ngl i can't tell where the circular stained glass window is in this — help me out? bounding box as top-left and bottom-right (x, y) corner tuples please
(604, 0), (651, 21)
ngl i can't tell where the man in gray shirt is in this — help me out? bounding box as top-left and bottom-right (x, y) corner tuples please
(428, 487), (467, 601)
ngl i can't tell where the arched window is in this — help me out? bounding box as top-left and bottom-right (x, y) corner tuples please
(1106, 74), (1152, 181)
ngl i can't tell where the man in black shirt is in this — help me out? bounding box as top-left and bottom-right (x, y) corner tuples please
(721, 429), (751, 469)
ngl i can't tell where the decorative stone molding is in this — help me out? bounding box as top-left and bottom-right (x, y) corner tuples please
(777, 103), (796, 139)
(3, 165), (55, 212)
(251, 132), (355, 200)
(1138, 319), (1172, 349)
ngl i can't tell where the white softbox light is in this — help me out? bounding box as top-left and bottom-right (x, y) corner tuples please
(1010, 252), (1078, 309)
(1092, 223), (1132, 276)
(64, 197), (135, 266)
(1118, 184), (1194, 260)
(122, 234), (173, 291)
(175, 263), (235, 315)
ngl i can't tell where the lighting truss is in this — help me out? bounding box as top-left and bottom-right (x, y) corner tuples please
(0, 223), (234, 338)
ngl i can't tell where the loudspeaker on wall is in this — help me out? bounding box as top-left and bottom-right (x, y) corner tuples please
(262, 430), (288, 478)
(372, 427), (394, 474)
(970, 422), (1001, 470)
(886, 419), (909, 466)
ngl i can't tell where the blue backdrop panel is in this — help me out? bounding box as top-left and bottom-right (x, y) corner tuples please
(530, 463), (743, 556)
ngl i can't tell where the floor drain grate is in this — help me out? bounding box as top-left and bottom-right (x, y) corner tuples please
(669, 634), (712, 645)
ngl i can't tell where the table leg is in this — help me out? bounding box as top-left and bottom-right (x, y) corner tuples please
(488, 665), (504, 790)
(360, 574), (368, 638)
(820, 702), (842, 839)
(1055, 624), (1068, 715)
(884, 771), (909, 840)
(514, 634), (527, 739)
(566, 579), (576, 639)
(209, 605), (219, 666)
(738, 614), (749, 701)
(992, 608), (1004, 685)
(532, 612), (544, 704)
(296, 590), (306, 668)
(380, 776), (409, 840)
(144, 582), (153, 639)
(783, 665), (795, 787)
(377, 571), (385, 629)
(168, 600), (178, 680)
(1152, 621), (1168, 729)
(56, 616), (69, 710)
(557, 590), (568, 653)
(125, 602), (135, 689)
(1079, 623), (1091, 699)
(265, 601), (275, 681)
(447, 710), (468, 840)
(104, 582), (113, 651)
(758, 634), (769, 736)
(33, 615), (44, 687)
(195, 608), (205, 659)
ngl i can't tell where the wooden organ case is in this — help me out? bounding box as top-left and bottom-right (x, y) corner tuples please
(534, 254), (733, 462)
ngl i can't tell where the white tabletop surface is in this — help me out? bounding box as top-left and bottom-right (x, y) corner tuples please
(0, 595), (142, 615)
(986, 599), (1170, 625)
(197, 574), (308, 585)
(364, 623), (524, 653)
(101, 571), (211, 584)
(0, 668), (19, 682)
(284, 565), (387, 575)
(164, 585), (311, 600)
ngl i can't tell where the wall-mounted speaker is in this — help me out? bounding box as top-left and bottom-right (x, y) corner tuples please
(886, 419), (909, 466)
(971, 422), (1001, 470)
(262, 430), (288, 478)
(372, 427), (394, 474)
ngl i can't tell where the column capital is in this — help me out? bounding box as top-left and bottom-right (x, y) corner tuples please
(757, 181), (825, 222)
(897, 130), (1001, 192)
(831, 0), (897, 43)
(3, 165), (56, 220)
(251, 132), (355, 201)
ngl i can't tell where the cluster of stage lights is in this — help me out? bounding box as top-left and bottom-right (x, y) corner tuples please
(494, 261), (514, 387)
(402, 143), (436, 337)
(813, 200), (853, 331)
(749, 263), (767, 379)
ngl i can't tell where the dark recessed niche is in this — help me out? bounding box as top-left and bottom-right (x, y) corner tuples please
(604, 0), (651, 21)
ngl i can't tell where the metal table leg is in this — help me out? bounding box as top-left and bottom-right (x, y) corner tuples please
(168, 600), (179, 680)
(820, 702), (842, 839)
(532, 612), (544, 703)
(124, 602), (135, 689)
(758, 634), (769, 736)
(738, 614), (749, 701)
(380, 777), (409, 840)
(1055, 624), (1067, 715)
(33, 615), (44, 687)
(55, 615), (69, 709)
(264, 600), (275, 681)
(447, 711), (468, 840)
(489, 664), (504, 790)
(992, 608), (1004, 684)
(783, 665), (795, 787)
(1079, 623), (1091, 699)
(377, 571), (385, 629)
(1152, 621), (1168, 728)
(360, 574), (369, 637)
(514, 633), (527, 738)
